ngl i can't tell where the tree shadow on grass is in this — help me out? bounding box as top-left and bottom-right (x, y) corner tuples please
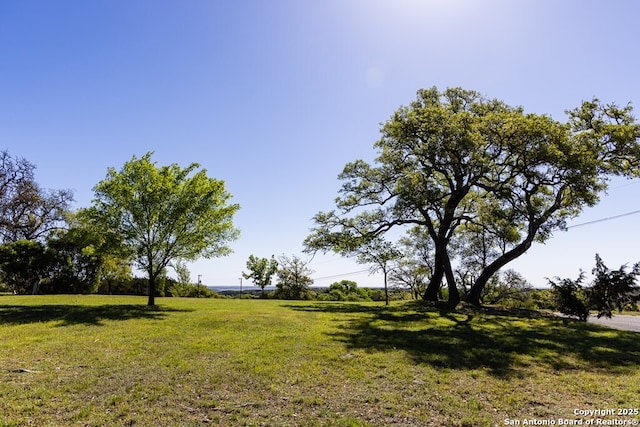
(0, 304), (192, 326)
(288, 302), (640, 378)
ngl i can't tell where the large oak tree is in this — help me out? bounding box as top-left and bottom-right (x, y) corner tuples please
(305, 87), (639, 307)
(87, 153), (240, 305)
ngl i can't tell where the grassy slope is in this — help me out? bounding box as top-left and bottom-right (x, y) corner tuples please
(0, 295), (638, 427)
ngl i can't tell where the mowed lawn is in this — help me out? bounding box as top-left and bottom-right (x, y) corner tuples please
(1, 296), (639, 426)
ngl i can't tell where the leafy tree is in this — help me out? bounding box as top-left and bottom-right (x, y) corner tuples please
(174, 260), (191, 286)
(390, 227), (433, 300)
(44, 227), (103, 294)
(529, 288), (556, 311)
(275, 254), (314, 300)
(0, 150), (73, 243)
(168, 260), (193, 297)
(88, 153), (240, 306)
(389, 260), (427, 300)
(305, 226), (400, 305)
(356, 238), (401, 306)
(98, 254), (132, 295)
(306, 87), (640, 307)
(326, 280), (371, 301)
(64, 209), (133, 295)
(0, 240), (55, 294)
(242, 254), (278, 297)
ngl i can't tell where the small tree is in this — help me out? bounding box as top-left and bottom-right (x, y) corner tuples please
(275, 255), (313, 300)
(98, 254), (132, 295)
(356, 238), (401, 306)
(242, 255), (278, 297)
(390, 227), (433, 300)
(88, 153), (240, 306)
(169, 260), (193, 297)
(304, 232), (400, 306)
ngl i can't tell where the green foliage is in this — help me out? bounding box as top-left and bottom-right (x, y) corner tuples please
(480, 270), (533, 308)
(588, 254), (640, 318)
(529, 288), (556, 311)
(322, 280), (372, 302)
(72, 208), (134, 292)
(242, 254), (278, 297)
(274, 254), (314, 300)
(168, 283), (222, 298)
(168, 260), (193, 297)
(173, 260), (191, 287)
(166, 281), (192, 297)
(549, 273), (590, 321)
(197, 285), (223, 298)
(368, 288), (387, 302)
(43, 220), (109, 294)
(165, 263), (221, 298)
(320, 286), (408, 303)
(0, 240), (53, 294)
(550, 255), (640, 320)
(97, 276), (146, 295)
(88, 152), (240, 305)
(305, 234), (400, 305)
(390, 227), (431, 300)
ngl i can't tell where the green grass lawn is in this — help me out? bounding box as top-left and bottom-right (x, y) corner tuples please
(1, 295), (639, 426)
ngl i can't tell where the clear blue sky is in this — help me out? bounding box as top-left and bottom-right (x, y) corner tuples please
(1, 0), (639, 288)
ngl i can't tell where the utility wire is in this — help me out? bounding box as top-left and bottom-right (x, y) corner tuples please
(566, 209), (640, 229)
(311, 269), (370, 281)
(310, 208), (640, 280)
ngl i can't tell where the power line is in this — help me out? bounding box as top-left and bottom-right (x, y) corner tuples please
(608, 179), (640, 191)
(308, 209), (640, 281)
(566, 209), (640, 229)
(311, 269), (370, 281)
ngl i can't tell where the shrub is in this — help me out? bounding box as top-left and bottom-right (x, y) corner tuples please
(548, 274), (589, 321)
(324, 280), (372, 302)
(549, 255), (640, 321)
(588, 254), (640, 318)
(529, 289), (556, 310)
